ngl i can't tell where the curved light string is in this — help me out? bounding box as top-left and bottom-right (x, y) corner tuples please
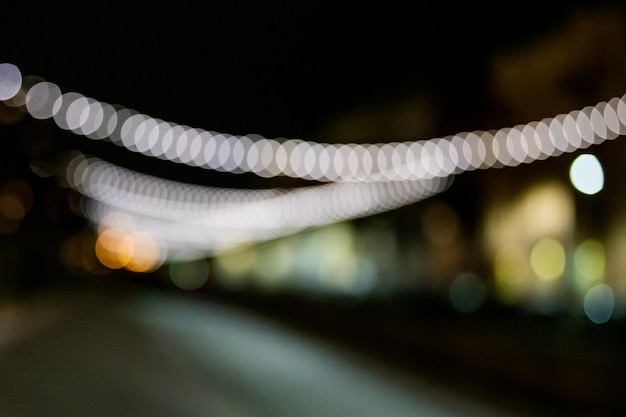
(48, 94), (626, 181)
(2, 62), (626, 264)
(67, 154), (451, 260)
(5, 63), (624, 183)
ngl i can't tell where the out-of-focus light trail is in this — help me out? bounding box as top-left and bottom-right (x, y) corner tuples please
(69, 154), (450, 263)
(2, 61), (626, 281)
(3, 63), (626, 184)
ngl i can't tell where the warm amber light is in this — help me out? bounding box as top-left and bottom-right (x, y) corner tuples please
(95, 228), (133, 269)
(125, 232), (161, 272)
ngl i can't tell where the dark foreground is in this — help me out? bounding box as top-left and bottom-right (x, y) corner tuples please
(0, 280), (624, 417)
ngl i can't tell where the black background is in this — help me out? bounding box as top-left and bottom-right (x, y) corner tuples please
(4, 2), (586, 139)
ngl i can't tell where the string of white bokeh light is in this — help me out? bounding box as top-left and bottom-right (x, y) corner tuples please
(3, 62), (626, 265)
(3, 62), (624, 184)
(67, 154), (451, 260)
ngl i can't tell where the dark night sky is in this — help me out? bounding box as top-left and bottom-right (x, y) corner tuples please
(2, 1), (615, 188)
(5, 2), (584, 135)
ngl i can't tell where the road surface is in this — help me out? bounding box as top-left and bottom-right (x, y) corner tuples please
(0, 284), (530, 417)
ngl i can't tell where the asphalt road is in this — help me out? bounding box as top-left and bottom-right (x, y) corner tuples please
(0, 284), (526, 417)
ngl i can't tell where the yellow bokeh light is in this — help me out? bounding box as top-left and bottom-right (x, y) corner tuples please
(521, 181), (573, 239)
(530, 237), (565, 282)
(494, 244), (528, 286)
(95, 228), (160, 272)
(573, 239), (605, 289)
(95, 228), (134, 269)
(125, 232), (161, 273)
(484, 181), (574, 259)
